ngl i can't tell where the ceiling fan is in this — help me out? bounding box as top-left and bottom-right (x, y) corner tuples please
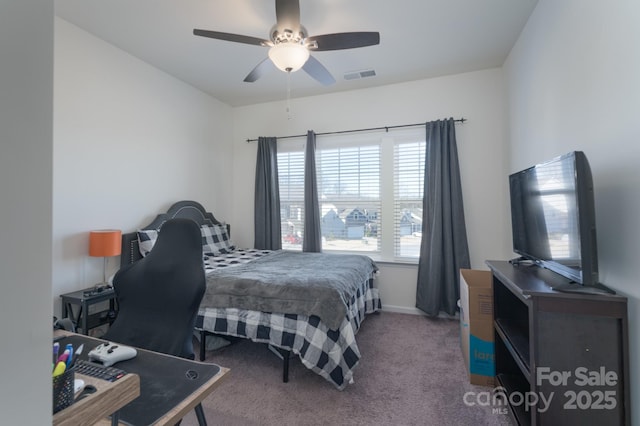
(193, 0), (380, 86)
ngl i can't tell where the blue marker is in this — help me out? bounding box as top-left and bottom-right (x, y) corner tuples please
(53, 342), (60, 367)
(65, 344), (74, 368)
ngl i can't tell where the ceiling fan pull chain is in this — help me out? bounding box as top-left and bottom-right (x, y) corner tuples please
(286, 71), (293, 120)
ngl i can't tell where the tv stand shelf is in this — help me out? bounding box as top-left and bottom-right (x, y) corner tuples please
(495, 318), (530, 374)
(497, 372), (531, 425)
(486, 260), (630, 426)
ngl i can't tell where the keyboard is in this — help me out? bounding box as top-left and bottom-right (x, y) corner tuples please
(74, 359), (127, 382)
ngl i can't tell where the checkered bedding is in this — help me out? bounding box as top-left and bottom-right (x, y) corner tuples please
(203, 248), (272, 272)
(195, 249), (381, 390)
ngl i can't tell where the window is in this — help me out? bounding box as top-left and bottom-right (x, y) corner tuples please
(277, 128), (425, 261)
(277, 146), (305, 250)
(394, 139), (425, 258)
(316, 138), (380, 253)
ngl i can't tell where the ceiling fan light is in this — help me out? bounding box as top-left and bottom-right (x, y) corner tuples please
(268, 43), (310, 72)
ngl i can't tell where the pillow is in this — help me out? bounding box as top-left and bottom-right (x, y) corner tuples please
(201, 223), (235, 256)
(137, 229), (158, 257)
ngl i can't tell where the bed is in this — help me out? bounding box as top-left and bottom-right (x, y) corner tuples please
(120, 200), (381, 390)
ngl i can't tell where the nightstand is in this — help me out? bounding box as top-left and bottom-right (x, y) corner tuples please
(59, 286), (118, 335)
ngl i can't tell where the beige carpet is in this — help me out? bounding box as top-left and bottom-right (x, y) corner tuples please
(181, 311), (514, 426)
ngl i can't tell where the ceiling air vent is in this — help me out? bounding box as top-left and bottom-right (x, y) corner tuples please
(344, 69), (377, 81)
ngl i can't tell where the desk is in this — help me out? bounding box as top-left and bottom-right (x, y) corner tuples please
(53, 331), (229, 425)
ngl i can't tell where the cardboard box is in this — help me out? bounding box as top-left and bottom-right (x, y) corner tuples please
(459, 269), (495, 386)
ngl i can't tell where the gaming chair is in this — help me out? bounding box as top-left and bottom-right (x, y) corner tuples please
(103, 218), (207, 424)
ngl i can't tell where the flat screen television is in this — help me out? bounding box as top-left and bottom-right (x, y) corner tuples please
(509, 151), (613, 294)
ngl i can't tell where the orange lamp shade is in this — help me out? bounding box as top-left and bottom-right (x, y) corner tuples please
(89, 230), (122, 257)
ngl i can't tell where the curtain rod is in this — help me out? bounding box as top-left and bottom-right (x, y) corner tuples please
(245, 117), (466, 143)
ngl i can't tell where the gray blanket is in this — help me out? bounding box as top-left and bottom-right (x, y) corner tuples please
(201, 250), (377, 330)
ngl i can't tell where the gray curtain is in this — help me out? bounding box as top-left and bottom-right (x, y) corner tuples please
(254, 137), (282, 250)
(303, 130), (322, 252)
(416, 119), (470, 316)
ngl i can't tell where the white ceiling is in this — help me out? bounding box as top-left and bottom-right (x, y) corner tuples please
(55, 0), (538, 107)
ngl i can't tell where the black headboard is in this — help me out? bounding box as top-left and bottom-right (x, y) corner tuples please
(121, 200), (228, 267)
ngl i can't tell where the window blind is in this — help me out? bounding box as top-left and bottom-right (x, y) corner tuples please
(394, 140), (425, 258)
(277, 149), (305, 249)
(316, 141), (381, 253)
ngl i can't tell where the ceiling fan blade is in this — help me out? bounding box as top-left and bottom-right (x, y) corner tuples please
(302, 55), (336, 86)
(244, 58), (276, 83)
(275, 0), (301, 33)
(307, 32), (380, 51)
(193, 29), (271, 47)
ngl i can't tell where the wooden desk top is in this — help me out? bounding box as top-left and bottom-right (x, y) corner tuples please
(52, 373), (140, 426)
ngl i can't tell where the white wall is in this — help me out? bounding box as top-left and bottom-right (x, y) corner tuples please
(53, 18), (234, 315)
(0, 1), (53, 423)
(504, 0), (640, 421)
(232, 69), (512, 312)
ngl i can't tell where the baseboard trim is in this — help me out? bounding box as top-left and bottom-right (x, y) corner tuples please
(380, 305), (425, 315)
(380, 304), (459, 320)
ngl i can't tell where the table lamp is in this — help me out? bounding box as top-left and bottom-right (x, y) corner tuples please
(89, 229), (122, 286)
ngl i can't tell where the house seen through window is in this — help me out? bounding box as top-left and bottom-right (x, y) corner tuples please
(277, 128), (425, 262)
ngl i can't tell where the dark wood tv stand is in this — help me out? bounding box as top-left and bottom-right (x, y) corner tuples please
(486, 260), (630, 425)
